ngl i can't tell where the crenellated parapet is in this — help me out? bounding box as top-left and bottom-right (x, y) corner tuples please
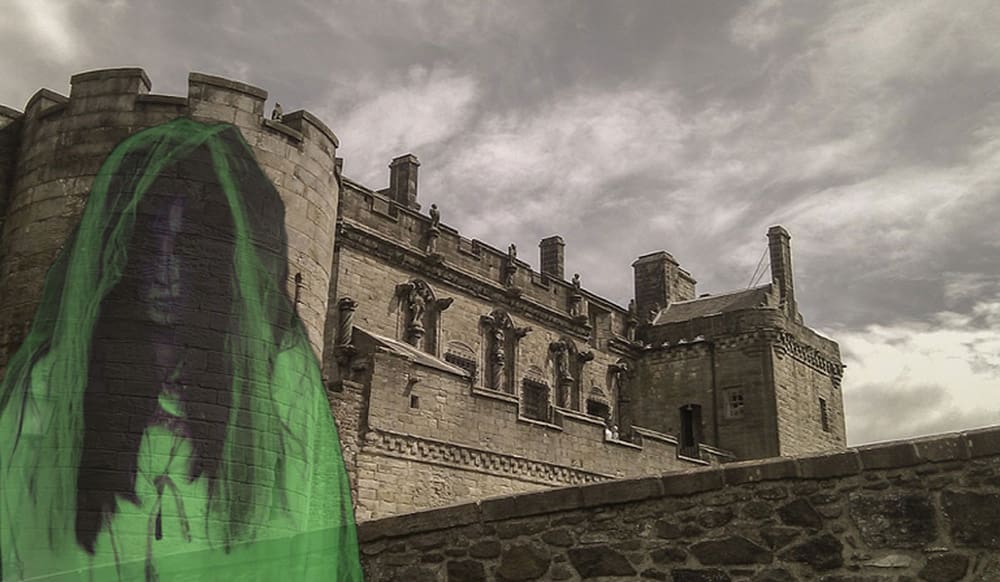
(0, 67), (343, 369)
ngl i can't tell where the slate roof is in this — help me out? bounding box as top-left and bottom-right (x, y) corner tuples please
(653, 284), (774, 325)
(356, 327), (470, 377)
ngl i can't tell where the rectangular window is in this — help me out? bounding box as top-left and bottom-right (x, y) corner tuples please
(819, 397), (830, 432)
(522, 380), (550, 422)
(724, 388), (745, 419)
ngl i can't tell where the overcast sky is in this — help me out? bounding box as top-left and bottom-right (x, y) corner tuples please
(2, 0), (998, 445)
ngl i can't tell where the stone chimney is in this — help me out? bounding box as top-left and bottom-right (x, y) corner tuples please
(767, 225), (798, 320)
(632, 251), (697, 321)
(539, 235), (565, 280)
(388, 153), (420, 210)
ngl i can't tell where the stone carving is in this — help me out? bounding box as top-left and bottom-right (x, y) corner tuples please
(503, 244), (518, 288)
(271, 102), (283, 121)
(626, 299), (639, 342)
(397, 280), (449, 350)
(568, 273), (585, 319)
(481, 310), (530, 393)
(429, 203), (440, 229)
(426, 204), (441, 254)
(334, 296), (359, 371)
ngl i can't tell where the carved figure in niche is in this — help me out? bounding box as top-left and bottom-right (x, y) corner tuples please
(397, 280), (446, 350)
(407, 286), (426, 326)
(550, 341), (572, 382)
(271, 102), (283, 121)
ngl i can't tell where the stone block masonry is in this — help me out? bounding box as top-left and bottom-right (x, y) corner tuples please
(359, 426), (1000, 581)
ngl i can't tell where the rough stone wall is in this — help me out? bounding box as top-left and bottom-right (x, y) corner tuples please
(351, 345), (704, 520)
(359, 427), (1000, 581)
(0, 68), (340, 371)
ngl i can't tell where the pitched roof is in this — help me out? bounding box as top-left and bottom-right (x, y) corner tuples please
(356, 327), (470, 377)
(653, 284), (774, 325)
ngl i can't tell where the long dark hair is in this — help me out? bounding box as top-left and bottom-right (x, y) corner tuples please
(0, 119), (339, 569)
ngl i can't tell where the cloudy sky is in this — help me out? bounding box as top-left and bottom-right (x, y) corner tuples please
(2, 0), (998, 445)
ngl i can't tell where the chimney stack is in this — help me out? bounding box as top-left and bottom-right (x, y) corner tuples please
(539, 235), (565, 280)
(632, 251), (697, 321)
(389, 153), (420, 210)
(767, 225), (798, 320)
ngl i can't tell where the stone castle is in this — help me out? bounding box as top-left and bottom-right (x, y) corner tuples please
(0, 68), (845, 522)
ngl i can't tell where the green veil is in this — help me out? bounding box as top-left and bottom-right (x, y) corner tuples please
(0, 118), (363, 580)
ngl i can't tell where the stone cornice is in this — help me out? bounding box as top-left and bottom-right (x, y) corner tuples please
(338, 219), (593, 340)
(361, 428), (612, 486)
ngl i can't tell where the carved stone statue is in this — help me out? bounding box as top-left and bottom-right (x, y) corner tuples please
(489, 327), (505, 389)
(407, 286), (426, 327)
(271, 102), (283, 121)
(572, 273), (581, 291)
(429, 203), (440, 229)
(550, 341), (572, 382)
(508, 243), (517, 261)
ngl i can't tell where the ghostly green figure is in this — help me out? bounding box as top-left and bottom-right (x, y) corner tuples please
(0, 119), (363, 580)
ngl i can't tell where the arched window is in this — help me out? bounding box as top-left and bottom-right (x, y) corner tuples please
(549, 337), (593, 411)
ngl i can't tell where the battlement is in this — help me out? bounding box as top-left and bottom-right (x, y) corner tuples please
(338, 177), (634, 345)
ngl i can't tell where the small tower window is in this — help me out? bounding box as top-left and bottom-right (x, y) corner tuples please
(819, 397), (830, 432)
(409, 394), (420, 409)
(724, 388), (745, 419)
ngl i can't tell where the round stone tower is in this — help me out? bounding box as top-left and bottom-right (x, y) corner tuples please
(0, 67), (341, 366)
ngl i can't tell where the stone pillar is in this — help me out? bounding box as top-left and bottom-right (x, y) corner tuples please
(539, 235), (565, 280)
(389, 153), (420, 210)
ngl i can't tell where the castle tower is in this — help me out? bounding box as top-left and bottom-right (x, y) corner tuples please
(0, 68), (341, 367)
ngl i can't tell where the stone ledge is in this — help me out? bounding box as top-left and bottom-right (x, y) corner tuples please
(0, 104), (23, 119)
(262, 117), (304, 142)
(356, 426), (1000, 542)
(71, 67), (151, 91)
(24, 88), (69, 113)
(282, 110), (339, 148)
(135, 94), (188, 107)
(189, 72), (268, 100)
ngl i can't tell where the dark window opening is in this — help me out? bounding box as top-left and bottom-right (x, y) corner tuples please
(679, 404), (702, 457)
(445, 352), (478, 381)
(586, 400), (610, 420)
(522, 380), (550, 422)
(819, 397), (830, 432)
(409, 394), (420, 409)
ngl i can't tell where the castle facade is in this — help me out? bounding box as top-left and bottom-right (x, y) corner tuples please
(0, 69), (845, 521)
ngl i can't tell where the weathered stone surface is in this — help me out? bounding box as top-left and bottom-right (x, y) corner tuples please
(672, 568), (732, 582)
(468, 540), (502, 559)
(567, 545), (637, 578)
(777, 498), (823, 529)
(698, 508), (734, 528)
(447, 559), (486, 582)
(650, 545), (687, 564)
(540, 528), (574, 547)
(690, 536), (772, 565)
(640, 568), (668, 580)
(398, 566), (438, 582)
(496, 543), (550, 581)
(753, 569), (796, 582)
(761, 526), (801, 549)
(918, 553), (969, 582)
(941, 491), (1000, 548)
(655, 520), (682, 539)
(848, 493), (937, 548)
(779, 533), (844, 571)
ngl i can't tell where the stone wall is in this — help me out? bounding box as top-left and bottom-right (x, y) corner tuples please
(359, 426), (1000, 581)
(347, 340), (723, 520)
